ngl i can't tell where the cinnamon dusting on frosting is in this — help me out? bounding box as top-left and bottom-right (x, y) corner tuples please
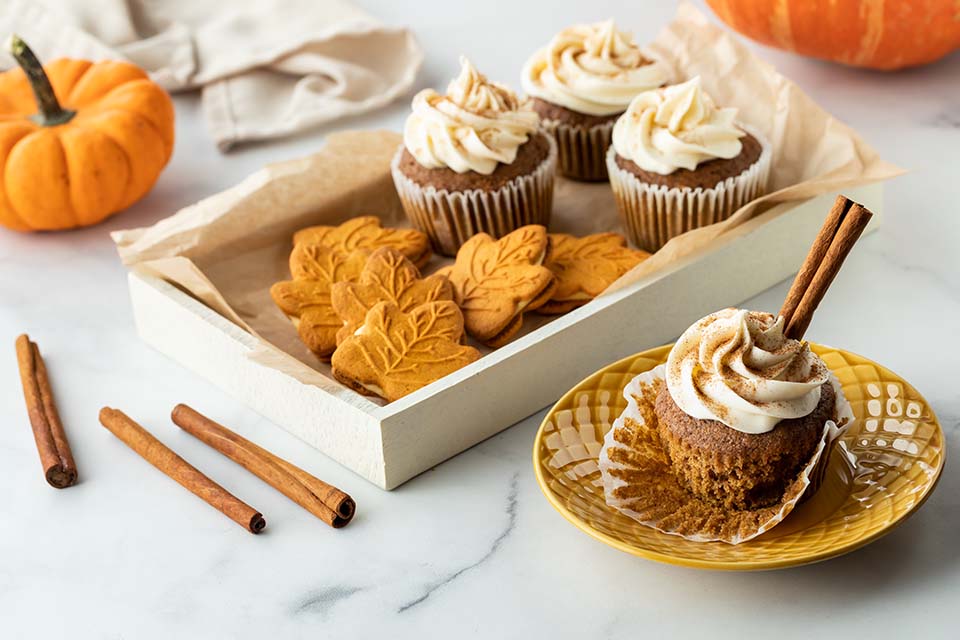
(522, 20), (669, 117)
(403, 57), (539, 175)
(666, 308), (829, 434)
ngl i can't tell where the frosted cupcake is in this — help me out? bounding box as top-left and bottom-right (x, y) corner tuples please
(392, 58), (556, 256)
(658, 308), (837, 510)
(607, 77), (771, 252)
(522, 20), (669, 181)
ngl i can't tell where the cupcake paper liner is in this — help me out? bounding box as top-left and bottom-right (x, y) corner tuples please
(606, 127), (772, 253)
(391, 137), (557, 256)
(540, 118), (614, 182)
(597, 364), (853, 545)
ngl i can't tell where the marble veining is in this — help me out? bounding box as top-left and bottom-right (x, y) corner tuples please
(927, 105), (960, 129)
(397, 472), (520, 613)
(293, 586), (366, 618)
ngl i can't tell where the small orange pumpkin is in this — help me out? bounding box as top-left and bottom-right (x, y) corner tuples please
(707, 0), (960, 70)
(0, 35), (175, 232)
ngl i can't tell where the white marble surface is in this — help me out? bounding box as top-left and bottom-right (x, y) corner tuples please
(2, 2), (958, 638)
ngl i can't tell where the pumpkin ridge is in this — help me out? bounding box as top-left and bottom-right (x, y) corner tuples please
(77, 79), (157, 112)
(85, 80), (175, 154)
(73, 117), (137, 209)
(61, 59), (98, 109)
(62, 60), (148, 109)
(50, 134), (78, 228)
(85, 121), (136, 216)
(0, 151), (32, 231)
(77, 107), (169, 157)
(0, 119), (41, 228)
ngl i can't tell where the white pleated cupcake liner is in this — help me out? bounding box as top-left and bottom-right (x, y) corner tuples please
(540, 117), (615, 182)
(606, 127), (772, 253)
(390, 136), (558, 256)
(597, 364), (853, 545)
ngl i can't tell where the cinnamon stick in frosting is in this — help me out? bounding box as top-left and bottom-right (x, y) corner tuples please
(15, 335), (78, 488)
(171, 404), (355, 528)
(99, 407), (266, 534)
(780, 195), (873, 340)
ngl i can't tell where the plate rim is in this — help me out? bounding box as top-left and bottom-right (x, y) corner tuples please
(532, 343), (946, 571)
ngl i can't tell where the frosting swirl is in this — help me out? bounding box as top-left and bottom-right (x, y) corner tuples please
(665, 308), (830, 434)
(612, 76), (745, 175)
(403, 57), (539, 175)
(522, 20), (669, 117)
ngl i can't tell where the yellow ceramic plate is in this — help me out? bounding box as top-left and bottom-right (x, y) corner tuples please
(533, 344), (945, 570)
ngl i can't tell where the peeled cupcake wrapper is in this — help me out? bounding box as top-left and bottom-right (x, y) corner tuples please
(391, 136), (558, 256)
(597, 364), (853, 545)
(606, 125), (773, 253)
(540, 117), (614, 182)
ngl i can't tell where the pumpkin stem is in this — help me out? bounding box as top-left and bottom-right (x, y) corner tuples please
(6, 34), (76, 127)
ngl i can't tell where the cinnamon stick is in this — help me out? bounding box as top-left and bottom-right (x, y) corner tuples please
(15, 335), (77, 488)
(779, 195), (873, 340)
(99, 407), (266, 534)
(171, 404), (355, 528)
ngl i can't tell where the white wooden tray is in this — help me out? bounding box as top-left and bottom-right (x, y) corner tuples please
(128, 183), (882, 489)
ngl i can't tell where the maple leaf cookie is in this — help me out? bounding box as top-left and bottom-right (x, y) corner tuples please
(331, 248), (454, 345)
(443, 225), (556, 347)
(270, 244), (367, 358)
(332, 301), (481, 402)
(293, 216), (432, 269)
(538, 233), (650, 314)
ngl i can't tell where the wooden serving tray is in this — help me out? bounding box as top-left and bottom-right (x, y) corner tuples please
(127, 184), (882, 489)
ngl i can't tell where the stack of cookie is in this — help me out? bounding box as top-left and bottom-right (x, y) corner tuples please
(271, 218), (649, 402)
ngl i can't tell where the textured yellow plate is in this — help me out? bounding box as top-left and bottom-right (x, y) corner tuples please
(534, 344), (945, 570)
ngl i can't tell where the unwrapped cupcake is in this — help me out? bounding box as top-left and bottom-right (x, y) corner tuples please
(607, 76), (771, 252)
(522, 20), (669, 181)
(392, 58), (557, 256)
(660, 309), (838, 510)
(599, 308), (852, 544)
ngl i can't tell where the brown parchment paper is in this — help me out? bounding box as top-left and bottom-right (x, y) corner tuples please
(112, 3), (902, 389)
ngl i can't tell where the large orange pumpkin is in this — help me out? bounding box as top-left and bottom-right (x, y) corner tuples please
(0, 36), (175, 232)
(707, 0), (960, 70)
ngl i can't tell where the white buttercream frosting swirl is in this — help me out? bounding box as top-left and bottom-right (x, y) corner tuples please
(403, 57), (539, 175)
(612, 76), (746, 175)
(522, 20), (669, 117)
(665, 308), (830, 434)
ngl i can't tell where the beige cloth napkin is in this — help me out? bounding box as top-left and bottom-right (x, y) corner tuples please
(0, 0), (423, 150)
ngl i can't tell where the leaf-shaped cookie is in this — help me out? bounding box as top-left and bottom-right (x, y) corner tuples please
(331, 247), (454, 345)
(331, 301), (481, 402)
(270, 244), (367, 358)
(444, 225), (556, 347)
(293, 216), (431, 268)
(539, 233), (650, 314)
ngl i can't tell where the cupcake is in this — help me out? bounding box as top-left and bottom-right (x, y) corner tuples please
(607, 76), (771, 252)
(392, 57), (556, 256)
(658, 308), (836, 511)
(522, 20), (669, 181)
